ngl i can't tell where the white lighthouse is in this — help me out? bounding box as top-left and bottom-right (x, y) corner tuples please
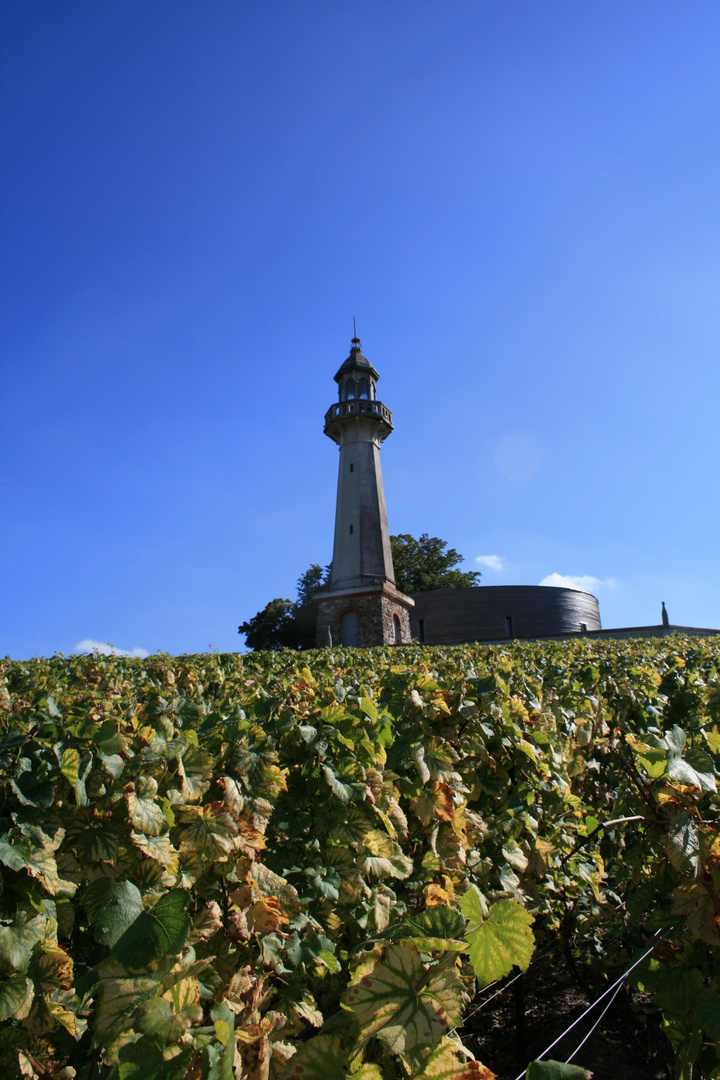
(315, 337), (414, 647)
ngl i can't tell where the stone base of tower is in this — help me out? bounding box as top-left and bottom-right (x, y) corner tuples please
(315, 583), (415, 648)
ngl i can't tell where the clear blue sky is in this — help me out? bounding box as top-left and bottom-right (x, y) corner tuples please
(2, 1), (719, 658)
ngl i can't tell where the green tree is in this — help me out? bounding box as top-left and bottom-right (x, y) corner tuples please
(238, 598), (299, 651)
(238, 564), (331, 651)
(294, 563), (332, 648)
(390, 533), (481, 593)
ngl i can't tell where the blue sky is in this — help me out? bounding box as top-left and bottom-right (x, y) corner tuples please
(2, 1), (719, 658)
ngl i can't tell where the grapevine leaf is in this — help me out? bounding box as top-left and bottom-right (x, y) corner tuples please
(662, 812), (699, 873)
(353, 1066), (384, 1080)
(412, 744), (432, 784)
(178, 805), (238, 859)
(683, 748), (717, 793)
(178, 748), (213, 802)
(11, 772), (54, 808)
(341, 943), (464, 1066)
(693, 988), (720, 1040)
(360, 697), (378, 721)
(280, 1032), (350, 1080)
(361, 829), (413, 879)
(93, 959), (161, 1045)
(502, 840), (529, 873)
(94, 881), (144, 947)
(393, 905), (467, 951)
(0, 914), (47, 974)
(251, 863), (302, 918)
(526, 1062), (592, 1079)
(70, 815), (122, 863)
(99, 752), (125, 778)
(0, 835), (32, 872)
(672, 882), (720, 944)
(415, 1037), (496, 1078)
(0, 974), (34, 1020)
(131, 831), (179, 866)
(322, 766), (354, 803)
(461, 899), (534, 987)
(60, 748), (80, 785)
(125, 787), (168, 837)
(636, 963), (702, 1015)
(413, 783), (456, 825)
(205, 1001), (236, 1080)
(114, 1034), (184, 1080)
(332, 806), (374, 846)
(135, 997), (199, 1041)
(113, 889), (191, 969)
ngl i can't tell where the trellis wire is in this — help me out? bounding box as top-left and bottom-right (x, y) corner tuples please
(511, 921), (677, 1080)
(448, 937), (558, 1037)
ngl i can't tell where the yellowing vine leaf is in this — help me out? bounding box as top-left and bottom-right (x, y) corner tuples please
(125, 782), (168, 837)
(415, 1037), (496, 1079)
(341, 943), (464, 1066)
(92, 958), (161, 1045)
(361, 829), (413, 879)
(178, 804), (239, 860)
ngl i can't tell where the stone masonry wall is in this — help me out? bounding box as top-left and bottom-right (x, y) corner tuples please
(316, 589), (412, 647)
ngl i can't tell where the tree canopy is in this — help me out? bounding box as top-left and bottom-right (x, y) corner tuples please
(390, 533), (481, 593)
(238, 564), (330, 651)
(238, 535), (479, 650)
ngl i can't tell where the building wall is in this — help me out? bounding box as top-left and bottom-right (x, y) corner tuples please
(409, 585), (601, 644)
(316, 588), (413, 647)
(330, 432), (395, 590)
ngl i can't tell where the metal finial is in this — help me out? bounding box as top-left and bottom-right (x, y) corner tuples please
(351, 317), (360, 346)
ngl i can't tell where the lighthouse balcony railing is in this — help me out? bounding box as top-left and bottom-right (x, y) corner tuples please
(324, 400), (392, 425)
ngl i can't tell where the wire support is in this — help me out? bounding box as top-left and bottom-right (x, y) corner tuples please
(565, 979), (625, 1063)
(449, 937), (558, 1038)
(511, 921), (677, 1080)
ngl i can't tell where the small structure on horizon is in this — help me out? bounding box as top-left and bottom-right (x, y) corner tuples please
(315, 337), (414, 647)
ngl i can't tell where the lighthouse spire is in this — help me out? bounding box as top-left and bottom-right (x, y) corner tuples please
(315, 336), (414, 647)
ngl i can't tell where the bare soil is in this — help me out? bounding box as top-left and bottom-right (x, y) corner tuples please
(460, 952), (674, 1080)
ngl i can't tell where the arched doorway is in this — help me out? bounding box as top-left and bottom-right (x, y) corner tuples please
(393, 614), (402, 644)
(341, 610), (359, 646)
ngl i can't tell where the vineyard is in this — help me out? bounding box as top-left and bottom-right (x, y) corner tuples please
(1, 636), (719, 1080)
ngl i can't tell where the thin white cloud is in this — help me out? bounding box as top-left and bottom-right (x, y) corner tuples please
(475, 554), (504, 572)
(74, 639), (150, 659)
(539, 573), (616, 592)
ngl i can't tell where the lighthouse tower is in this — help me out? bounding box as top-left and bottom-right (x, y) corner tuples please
(315, 337), (414, 647)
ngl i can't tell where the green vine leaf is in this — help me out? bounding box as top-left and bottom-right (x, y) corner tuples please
(662, 812), (699, 874)
(0, 973), (34, 1021)
(0, 914), (48, 975)
(526, 1062), (592, 1079)
(112, 889), (191, 969)
(459, 895), (534, 987)
(94, 881), (144, 948)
